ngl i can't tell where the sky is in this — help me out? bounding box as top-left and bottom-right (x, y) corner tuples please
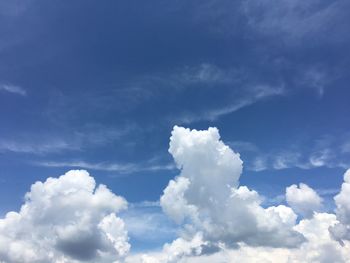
(0, 0), (350, 262)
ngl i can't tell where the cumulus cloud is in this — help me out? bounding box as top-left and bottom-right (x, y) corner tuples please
(286, 183), (323, 218)
(132, 126), (350, 263)
(160, 126), (304, 255)
(3, 126), (350, 263)
(0, 170), (130, 263)
(329, 169), (350, 243)
(161, 233), (208, 263)
(129, 213), (350, 263)
(291, 212), (347, 262)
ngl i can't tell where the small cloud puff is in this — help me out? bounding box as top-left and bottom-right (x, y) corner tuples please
(286, 183), (323, 218)
(0, 83), (26, 96)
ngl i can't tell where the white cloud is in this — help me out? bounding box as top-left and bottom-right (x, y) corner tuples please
(250, 156), (268, 172)
(291, 212), (347, 263)
(0, 125), (132, 155)
(126, 233), (207, 263)
(309, 149), (334, 168)
(0, 139), (76, 154)
(161, 233), (207, 263)
(0, 83), (26, 96)
(2, 126), (350, 263)
(34, 160), (175, 174)
(133, 126), (350, 263)
(131, 212), (350, 263)
(272, 152), (302, 170)
(286, 183), (323, 218)
(0, 170), (130, 263)
(229, 133), (350, 172)
(159, 126), (304, 255)
(245, 144), (349, 172)
(329, 169), (350, 243)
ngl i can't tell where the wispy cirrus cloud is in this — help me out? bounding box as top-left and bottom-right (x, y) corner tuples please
(0, 139), (76, 154)
(249, 149), (349, 172)
(243, 0), (350, 45)
(205, 85), (285, 120)
(232, 135), (350, 172)
(0, 124), (132, 155)
(174, 63), (242, 86)
(43, 63), (286, 125)
(33, 160), (176, 174)
(0, 83), (26, 96)
(175, 84), (285, 123)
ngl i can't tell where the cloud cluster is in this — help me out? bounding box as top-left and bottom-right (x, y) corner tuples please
(0, 170), (130, 263)
(2, 126), (350, 263)
(141, 212), (347, 263)
(134, 126), (350, 263)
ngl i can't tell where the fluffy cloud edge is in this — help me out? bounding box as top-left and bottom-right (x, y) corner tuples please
(0, 170), (130, 263)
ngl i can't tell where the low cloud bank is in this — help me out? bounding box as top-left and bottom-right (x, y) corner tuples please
(136, 126), (350, 263)
(1, 126), (350, 262)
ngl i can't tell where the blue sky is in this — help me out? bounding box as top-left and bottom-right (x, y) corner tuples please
(0, 0), (350, 258)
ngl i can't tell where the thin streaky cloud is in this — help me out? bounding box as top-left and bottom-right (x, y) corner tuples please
(0, 139), (77, 154)
(0, 125), (131, 154)
(0, 83), (26, 96)
(248, 151), (349, 172)
(178, 85), (285, 123)
(33, 160), (176, 174)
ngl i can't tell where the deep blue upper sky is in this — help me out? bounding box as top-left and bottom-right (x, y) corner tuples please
(0, 0), (349, 249)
